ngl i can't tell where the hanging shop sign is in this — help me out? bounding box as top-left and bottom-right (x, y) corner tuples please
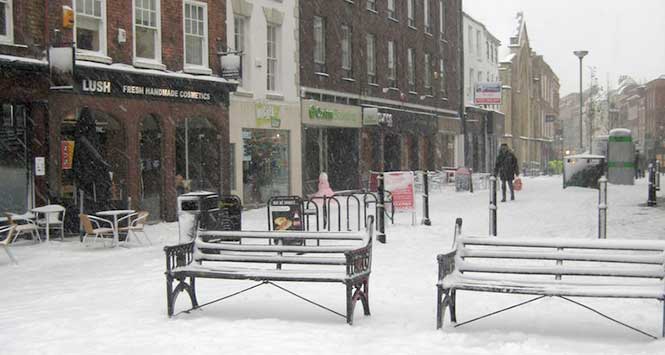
(75, 67), (230, 104)
(35, 157), (46, 176)
(384, 171), (416, 213)
(474, 82), (502, 105)
(61, 140), (75, 170)
(302, 101), (362, 128)
(256, 102), (282, 128)
(363, 107), (393, 127)
(49, 46), (75, 90)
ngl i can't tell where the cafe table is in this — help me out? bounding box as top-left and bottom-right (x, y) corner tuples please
(96, 209), (135, 247)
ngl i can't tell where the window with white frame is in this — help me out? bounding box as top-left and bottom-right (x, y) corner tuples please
(424, 0), (431, 34)
(184, 1), (209, 70)
(366, 33), (376, 84)
(424, 53), (431, 93)
(438, 0), (445, 39)
(439, 58), (446, 95)
(407, 0), (415, 27)
(387, 0), (396, 19)
(0, 0), (13, 43)
(134, 0), (161, 62)
(266, 23), (278, 91)
(387, 40), (396, 87)
(367, 0), (376, 12)
(467, 26), (473, 54)
(408, 47), (415, 90)
(476, 30), (481, 56)
(313, 16), (326, 72)
(234, 16), (245, 53)
(341, 24), (352, 72)
(75, 0), (106, 53)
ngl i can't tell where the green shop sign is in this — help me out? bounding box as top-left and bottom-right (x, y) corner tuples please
(256, 102), (282, 128)
(306, 103), (361, 127)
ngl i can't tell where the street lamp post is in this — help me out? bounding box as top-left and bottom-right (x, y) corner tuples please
(573, 50), (588, 152)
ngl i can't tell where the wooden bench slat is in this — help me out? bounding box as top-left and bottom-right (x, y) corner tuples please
(460, 236), (665, 251)
(458, 262), (665, 278)
(195, 240), (359, 254)
(198, 230), (366, 241)
(194, 252), (348, 265)
(173, 264), (353, 283)
(440, 274), (665, 299)
(461, 249), (665, 265)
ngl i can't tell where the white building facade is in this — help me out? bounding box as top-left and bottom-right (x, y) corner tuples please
(462, 12), (500, 111)
(226, 0), (302, 206)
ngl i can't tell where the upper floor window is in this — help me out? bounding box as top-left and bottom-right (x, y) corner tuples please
(486, 41), (490, 61)
(313, 16), (326, 72)
(134, 0), (161, 63)
(424, 53), (431, 93)
(75, 0), (106, 54)
(366, 33), (376, 84)
(266, 24), (279, 91)
(467, 26), (473, 54)
(439, 58), (446, 95)
(387, 0), (396, 19)
(387, 40), (397, 87)
(407, 47), (416, 90)
(183, 1), (210, 72)
(424, 0), (431, 34)
(0, 0), (13, 44)
(438, 0), (445, 39)
(407, 0), (415, 27)
(367, 0), (376, 12)
(341, 24), (352, 73)
(476, 30), (481, 56)
(234, 16), (245, 53)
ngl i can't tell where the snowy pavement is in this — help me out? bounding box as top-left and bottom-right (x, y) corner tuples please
(1, 176), (664, 354)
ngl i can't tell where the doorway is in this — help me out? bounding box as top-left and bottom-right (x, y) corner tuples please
(139, 115), (162, 220)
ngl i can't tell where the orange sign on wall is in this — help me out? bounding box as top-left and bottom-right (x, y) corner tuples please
(61, 141), (75, 170)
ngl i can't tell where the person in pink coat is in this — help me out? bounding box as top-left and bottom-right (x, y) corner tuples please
(311, 172), (334, 198)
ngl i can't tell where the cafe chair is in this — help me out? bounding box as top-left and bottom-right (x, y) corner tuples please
(79, 213), (115, 247)
(1, 225), (18, 264)
(5, 213), (41, 244)
(35, 205), (66, 241)
(118, 211), (151, 245)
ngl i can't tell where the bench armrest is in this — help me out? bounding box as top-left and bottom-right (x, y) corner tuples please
(164, 242), (195, 273)
(345, 242), (372, 279)
(437, 250), (457, 281)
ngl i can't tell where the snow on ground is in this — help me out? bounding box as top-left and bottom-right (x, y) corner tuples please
(1, 176), (664, 355)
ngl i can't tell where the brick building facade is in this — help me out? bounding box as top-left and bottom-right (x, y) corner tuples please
(299, 0), (462, 193)
(0, 0), (236, 224)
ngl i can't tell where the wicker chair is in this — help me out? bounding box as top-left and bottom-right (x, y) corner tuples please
(118, 211), (151, 245)
(79, 213), (115, 247)
(5, 213), (41, 244)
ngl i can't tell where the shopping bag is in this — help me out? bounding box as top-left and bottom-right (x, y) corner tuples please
(513, 177), (523, 191)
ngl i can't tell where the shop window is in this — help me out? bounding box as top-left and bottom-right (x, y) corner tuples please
(0, 0), (13, 44)
(387, 40), (397, 87)
(134, 0), (161, 64)
(366, 33), (376, 84)
(139, 115), (162, 220)
(75, 0), (106, 55)
(266, 23), (279, 91)
(0, 103), (29, 212)
(183, 1), (210, 73)
(176, 117), (219, 193)
(341, 24), (352, 76)
(242, 129), (289, 205)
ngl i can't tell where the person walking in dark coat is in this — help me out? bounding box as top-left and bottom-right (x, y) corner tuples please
(494, 144), (520, 202)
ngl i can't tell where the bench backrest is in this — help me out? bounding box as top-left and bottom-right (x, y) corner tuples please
(193, 225), (373, 272)
(453, 236), (665, 280)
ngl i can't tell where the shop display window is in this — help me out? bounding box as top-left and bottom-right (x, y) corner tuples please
(176, 117), (220, 194)
(242, 129), (290, 205)
(0, 103), (30, 213)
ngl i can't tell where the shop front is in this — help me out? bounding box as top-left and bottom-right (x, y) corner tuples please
(301, 100), (362, 195)
(48, 65), (234, 223)
(229, 96), (301, 206)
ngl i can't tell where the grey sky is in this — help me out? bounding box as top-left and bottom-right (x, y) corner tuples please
(463, 0), (665, 95)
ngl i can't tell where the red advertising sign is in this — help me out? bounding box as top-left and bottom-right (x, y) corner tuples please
(384, 171), (416, 212)
(61, 140), (75, 170)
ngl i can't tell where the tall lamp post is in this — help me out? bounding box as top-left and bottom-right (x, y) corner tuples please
(573, 50), (589, 152)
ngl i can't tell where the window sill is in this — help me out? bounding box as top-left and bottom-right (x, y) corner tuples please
(368, 82), (379, 87)
(408, 91), (418, 95)
(0, 42), (28, 49)
(76, 51), (112, 64)
(440, 37), (448, 44)
(315, 72), (330, 78)
(232, 90), (254, 98)
(184, 65), (213, 75)
(408, 24), (417, 30)
(344, 0), (354, 3)
(342, 77), (356, 82)
(388, 87), (400, 92)
(367, 8), (378, 14)
(425, 32), (433, 38)
(133, 60), (167, 71)
(387, 16), (399, 23)
(266, 92), (284, 101)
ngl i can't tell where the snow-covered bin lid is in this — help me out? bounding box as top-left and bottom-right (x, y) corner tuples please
(564, 154), (605, 160)
(609, 128), (632, 137)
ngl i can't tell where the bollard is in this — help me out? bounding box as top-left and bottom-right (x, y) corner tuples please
(648, 163), (657, 207)
(656, 160), (661, 191)
(422, 171), (431, 226)
(489, 175), (497, 237)
(377, 173), (386, 243)
(598, 176), (607, 239)
(469, 168), (474, 193)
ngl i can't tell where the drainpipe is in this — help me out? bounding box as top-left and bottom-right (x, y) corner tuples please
(457, 0), (466, 167)
(44, 0), (50, 49)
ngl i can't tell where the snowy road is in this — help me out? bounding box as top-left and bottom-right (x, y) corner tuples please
(1, 176), (664, 354)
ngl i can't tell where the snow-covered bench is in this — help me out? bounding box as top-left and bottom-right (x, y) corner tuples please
(436, 219), (665, 338)
(164, 218), (373, 324)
